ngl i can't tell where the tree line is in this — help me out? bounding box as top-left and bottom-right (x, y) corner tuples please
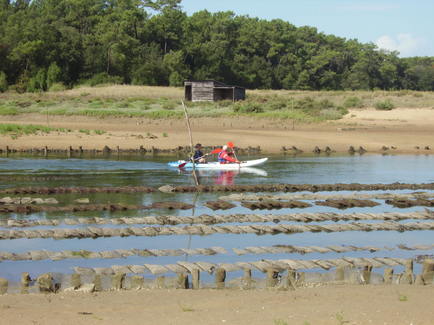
(0, 0), (433, 92)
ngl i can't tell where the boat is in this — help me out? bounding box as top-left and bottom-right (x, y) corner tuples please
(168, 158), (268, 170)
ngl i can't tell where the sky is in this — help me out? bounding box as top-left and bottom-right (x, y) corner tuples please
(181, 0), (434, 57)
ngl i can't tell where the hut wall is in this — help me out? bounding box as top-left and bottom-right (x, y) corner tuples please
(191, 81), (215, 102)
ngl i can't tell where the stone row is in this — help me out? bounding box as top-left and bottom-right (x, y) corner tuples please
(2, 183), (434, 195)
(72, 256), (417, 276)
(219, 192), (434, 201)
(1, 221), (434, 240)
(1, 244), (433, 262)
(0, 247), (227, 262)
(1, 211), (432, 228)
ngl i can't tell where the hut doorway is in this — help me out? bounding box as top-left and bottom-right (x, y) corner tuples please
(185, 85), (192, 101)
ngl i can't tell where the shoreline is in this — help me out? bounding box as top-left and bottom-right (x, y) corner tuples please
(0, 109), (433, 154)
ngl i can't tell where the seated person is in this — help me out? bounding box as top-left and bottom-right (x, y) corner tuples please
(193, 143), (207, 163)
(218, 145), (240, 164)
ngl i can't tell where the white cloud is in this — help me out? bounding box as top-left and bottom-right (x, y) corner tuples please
(375, 33), (428, 57)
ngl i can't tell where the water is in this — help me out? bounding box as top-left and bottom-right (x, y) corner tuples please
(1, 153), (433, 282)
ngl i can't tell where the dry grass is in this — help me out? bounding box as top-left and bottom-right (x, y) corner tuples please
(0, 85), (433, 123)
(56, 85), (184, 100)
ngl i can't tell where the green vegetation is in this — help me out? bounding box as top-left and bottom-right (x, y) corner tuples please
(273, 319), (288, 325)
(375, 99), (395, 110)
(0, 123), (57, 136)
(0, 1), (432, 92)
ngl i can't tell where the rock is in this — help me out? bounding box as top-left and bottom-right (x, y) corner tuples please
(74, 198), (90, 204)
(32, 198), (45, 204)
(20, 197), (32, 204)
(20, 272), (31, 294)
(77, 283), (95, 293)
(0, 278), (8, 294)
(37, 273), (55, 293)
(158, 185), (175, 193)
(0, 197), (14, 204)
(130, 276), (144, 290)
(44, 198), (59, 204)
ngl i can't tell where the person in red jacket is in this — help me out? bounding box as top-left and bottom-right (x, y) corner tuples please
(218, 145), (240, 164)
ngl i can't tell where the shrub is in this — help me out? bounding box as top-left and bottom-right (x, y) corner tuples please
(233, 103), (263, 113)
(343, 96), (364, 108)
(48, 82), (66, 92)
(87, 73), (123, 86)
(0, 71), (7, 92)
(28, 69), (47, 92)
(375, 99), (395, 110)
(47, 63), (62, 88)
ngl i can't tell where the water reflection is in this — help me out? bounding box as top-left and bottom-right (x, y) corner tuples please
(177, 167), (267, 185)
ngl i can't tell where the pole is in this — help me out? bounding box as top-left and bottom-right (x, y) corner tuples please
(181, 100), (199, 186)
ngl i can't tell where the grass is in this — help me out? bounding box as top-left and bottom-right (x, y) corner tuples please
(273, 319), (288, 325)
(178, 304), (195, 312)
(0, 85), (433, 123)
(0, 123), (58, 135)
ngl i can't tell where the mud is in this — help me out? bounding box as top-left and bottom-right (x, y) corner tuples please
(0, 202), (193, 214)
(204, 201), (237, 210)
(315, 199), (380, 209)
(241, 200), (311, 210)
(386, 198), (434, 208)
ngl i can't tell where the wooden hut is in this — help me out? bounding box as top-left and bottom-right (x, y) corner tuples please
(184, 80), (245, 102)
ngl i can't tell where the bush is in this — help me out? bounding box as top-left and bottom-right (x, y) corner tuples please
(28, 69), (47, 92)
(0, 71), (8, 92)
(87, 73), (123, 86)
(343, 96), (364, 108)
(233, 103), (263, 113)
(48, 82), (67, 92)
(47, 63), (62, 88)
(375, 99), (395, 110)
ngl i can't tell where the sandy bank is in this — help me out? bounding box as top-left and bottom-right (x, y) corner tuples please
(0, 108), (433, 154)
(0, 285), (432, 325)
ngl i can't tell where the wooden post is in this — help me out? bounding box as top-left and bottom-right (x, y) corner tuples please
(71, 273), (81, 289)
(335, 266), (345, 282)
(383, 268), (394, 284)
(93, 274), (102, 292)
(285, 269), (296, 290)
(215, 268), (226, 289)
(422, 259), (434, 284)
(130, 275), (144, 290)
(111, 272), (125, 290)
(0, 278), (8, 295)
(266, 268), (279, 288)
(176, 273), (189, 289)
(401, 259), (414, 284)
(155, 276), (165, 289)
(362, 265), (373, 284)
(191, 269), (200, 289)
(242, 268), (252, 289)
(181, 100), (199, 186)
(20, 272), (31, 294)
